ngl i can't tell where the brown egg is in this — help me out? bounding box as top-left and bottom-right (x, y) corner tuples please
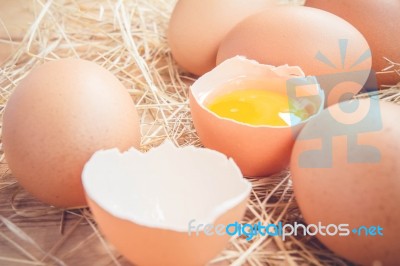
(290, 99), (400, 265)
(168, 0), (303, 76)
(305, 0), (400, 87)
(190, 56), (324, 177)
(217, 6), (372, 106)
(0, 0), (35, 64)
(2, 59), (141, 208)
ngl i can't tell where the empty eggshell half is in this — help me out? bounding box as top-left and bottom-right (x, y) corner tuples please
(82, 141), (251, 266)
(190, 56), (325, 177)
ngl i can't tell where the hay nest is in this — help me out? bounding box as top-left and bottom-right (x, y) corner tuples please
(0, 1), (399, 265)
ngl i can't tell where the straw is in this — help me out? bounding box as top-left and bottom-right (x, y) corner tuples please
(0, 0), (399, 265)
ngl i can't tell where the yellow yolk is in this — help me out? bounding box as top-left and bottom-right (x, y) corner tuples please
(207, 89), (309, 126)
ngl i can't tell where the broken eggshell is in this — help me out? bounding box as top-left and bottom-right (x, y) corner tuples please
(82, 141), (251, 266)
(189, 56), (324, 177)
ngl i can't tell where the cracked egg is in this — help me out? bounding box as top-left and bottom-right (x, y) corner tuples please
(189, 56), (324, 177)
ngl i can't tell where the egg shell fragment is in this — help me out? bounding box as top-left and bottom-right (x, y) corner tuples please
(82, 141), (251, 266)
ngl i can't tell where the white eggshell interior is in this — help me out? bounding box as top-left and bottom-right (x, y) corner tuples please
(82, 141), (251, 232)
(190, 56), (325, 127)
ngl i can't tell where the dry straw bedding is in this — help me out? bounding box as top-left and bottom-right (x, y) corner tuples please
(0, 1), (399, 265)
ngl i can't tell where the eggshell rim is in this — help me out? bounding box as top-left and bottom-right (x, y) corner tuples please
(190, 56), (325, 129)
(81, 140), (252, 232)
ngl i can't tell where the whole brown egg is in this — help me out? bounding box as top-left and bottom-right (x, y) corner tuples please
(168, 0), (299, 76)
(291, 99), (400, 265)
(305, 0), (400, 87)
(217, 6), (372, 106)
(2, 59), (141, 208)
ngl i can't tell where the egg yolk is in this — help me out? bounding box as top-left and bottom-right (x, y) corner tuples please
(207, 89), (309, 126)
